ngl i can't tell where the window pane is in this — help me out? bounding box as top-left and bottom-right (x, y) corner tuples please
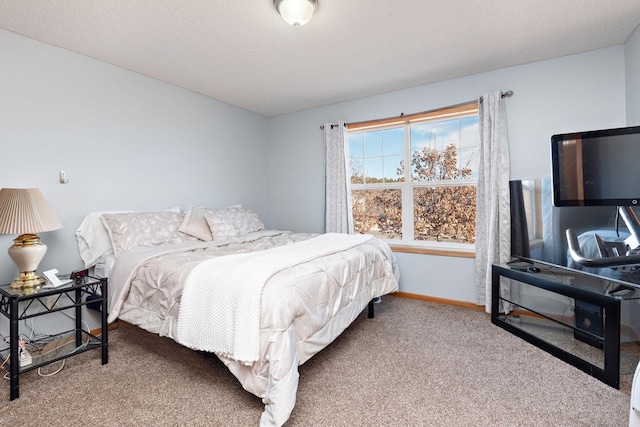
(459, 147), (477, 179)
(459, 116), (480, 178)
(435, 118), (461, 151)
(364, 158), (384, 183)
(460, 116), (480, 151)
(410, 116), (480, 182)
(384, 128), (404, 155)
(410, 145), (466, 181)
(364, 131), (383, 157)
(350, 156), (364, 184)
(413, 186), (476, 243)
(352, 189), (402, 240)
(384, 155), (404, 183)
(411, 123), (436, 152)
(349, 134), (365, 184)
(348, 134), (364, 157)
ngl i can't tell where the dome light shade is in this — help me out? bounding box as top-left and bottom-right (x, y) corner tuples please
(274, 0), (318, 27)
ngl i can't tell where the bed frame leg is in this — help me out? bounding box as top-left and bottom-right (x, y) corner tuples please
(368, 299), (375, 318)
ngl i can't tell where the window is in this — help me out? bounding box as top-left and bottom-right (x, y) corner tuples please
(347, 103), (479, 251)
(521, 178), (545, 244)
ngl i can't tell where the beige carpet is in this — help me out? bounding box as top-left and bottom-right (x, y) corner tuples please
(0, 296), (631, 426)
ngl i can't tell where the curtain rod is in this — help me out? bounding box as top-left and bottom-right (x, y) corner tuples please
(319, 123), (347, 130)
(479, 90), (513, 103)
(320, 90), (513, 129)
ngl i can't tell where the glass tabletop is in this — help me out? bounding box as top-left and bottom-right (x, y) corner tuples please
(505, 257), (640, 301)
(0, 274), (99, 299)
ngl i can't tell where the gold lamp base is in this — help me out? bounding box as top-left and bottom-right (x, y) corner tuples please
(10, 271), (45, 289)
(8, 234), (47, 289)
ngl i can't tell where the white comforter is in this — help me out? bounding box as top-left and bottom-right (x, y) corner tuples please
(176, 233), (373, 364)
(107, 230), (399, 426)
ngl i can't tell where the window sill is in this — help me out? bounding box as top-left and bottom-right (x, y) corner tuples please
(389, 244), (475, 258)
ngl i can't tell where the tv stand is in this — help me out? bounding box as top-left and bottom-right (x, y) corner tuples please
(491, 259), (640, 389)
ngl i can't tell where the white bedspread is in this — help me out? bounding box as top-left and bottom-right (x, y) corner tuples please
(176, 233), (372, 363)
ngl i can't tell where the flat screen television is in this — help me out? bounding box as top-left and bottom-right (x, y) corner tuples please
(551, 125), (640, 207)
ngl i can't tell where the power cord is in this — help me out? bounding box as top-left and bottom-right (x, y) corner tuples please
(36, 317), (91, 377)
(0, 353), (9, 374)
(1, 305), (93, 380)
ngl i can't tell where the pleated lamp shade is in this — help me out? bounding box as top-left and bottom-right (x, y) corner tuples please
(0, 188), (62, 288)
(0, 188), (62, 234)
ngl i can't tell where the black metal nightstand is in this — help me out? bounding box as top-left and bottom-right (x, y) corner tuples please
(0, 275), (108, 400)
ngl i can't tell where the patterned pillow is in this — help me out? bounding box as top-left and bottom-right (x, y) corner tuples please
(205, 217), (240, 240)
(178, 205), (213, 241)
(75, 206), (180, 268)
(101, 211), (199, 257)
(204, 207), (265, 236)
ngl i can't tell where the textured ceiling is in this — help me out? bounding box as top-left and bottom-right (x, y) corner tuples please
(1, 0), (640, 117)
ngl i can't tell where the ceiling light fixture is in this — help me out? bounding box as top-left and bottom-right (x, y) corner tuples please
(274, 0), (318, 27)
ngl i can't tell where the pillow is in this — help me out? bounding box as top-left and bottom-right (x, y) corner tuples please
(101, 210), (198, 258)
(205, 217), (240, 240)
(178, 204), (261, 240)
(75, 206), (180, 268)
(204, 206), (265, 236)
(178, 205), (213, 241)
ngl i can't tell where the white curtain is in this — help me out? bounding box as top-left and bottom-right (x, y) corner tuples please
(323, 121), (353, 234)
(475, 91), (511, 313)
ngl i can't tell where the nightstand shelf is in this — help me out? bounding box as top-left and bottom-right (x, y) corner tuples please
(0, 275), (108, 400)
(0, 329), (103, 373)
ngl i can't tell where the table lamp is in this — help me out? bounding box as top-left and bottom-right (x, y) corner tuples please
(0, 188), (63, 288)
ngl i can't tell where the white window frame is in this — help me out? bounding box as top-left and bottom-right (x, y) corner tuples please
(348, 103), (479, 253)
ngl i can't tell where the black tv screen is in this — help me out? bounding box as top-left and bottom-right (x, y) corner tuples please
(551, 125), (640, 207)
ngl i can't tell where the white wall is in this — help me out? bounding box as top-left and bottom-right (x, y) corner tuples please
(0, 29), (271, 285)
(0, 30), (271, 334)
(269, 47), (627, 303)
(626, 24), (640, 125)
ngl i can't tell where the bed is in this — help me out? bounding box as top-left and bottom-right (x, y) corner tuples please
(75, 205), (399, 426)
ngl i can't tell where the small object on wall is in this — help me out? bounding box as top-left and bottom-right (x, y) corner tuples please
(59, 171), (69, 184)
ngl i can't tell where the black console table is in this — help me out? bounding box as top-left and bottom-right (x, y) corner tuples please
(492, 259), (640, 389)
